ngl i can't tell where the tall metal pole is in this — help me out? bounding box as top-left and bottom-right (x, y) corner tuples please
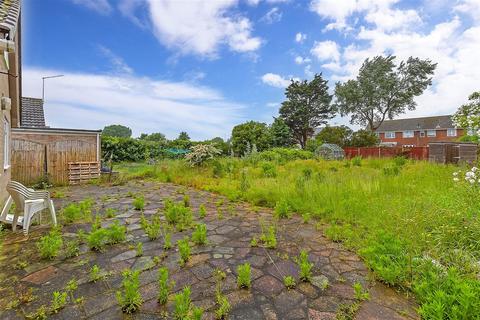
(41, 74), (64, 101)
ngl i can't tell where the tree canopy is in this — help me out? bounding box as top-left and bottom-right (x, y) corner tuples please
(231, 121), (270, 156)
(349, 129), (379, 147)
(335, 55), (437, 131)
(139, 132), (167, 143)
(102, 124), (132, 138)
(453, 91), (480, 138)
(269, 117), (294, 148)
(279, 73), (334, 149)
(314, 125), (353, 147)
(178, 131), (191, 141)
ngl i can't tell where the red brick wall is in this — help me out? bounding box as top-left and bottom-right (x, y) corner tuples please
(378, 129), (465, 147)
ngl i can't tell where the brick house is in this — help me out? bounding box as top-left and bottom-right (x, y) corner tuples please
(374, 115), (464, 147)
(0, 0), (21, 203)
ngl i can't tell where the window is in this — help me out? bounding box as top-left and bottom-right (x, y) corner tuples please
(427, 130), (436, 137)
(3, 118), (10, 169)
(403, 130), (414, 138)
(385, 131), (395, 139)
(447, 128), (457, 137)
(420, 131), (425, 137)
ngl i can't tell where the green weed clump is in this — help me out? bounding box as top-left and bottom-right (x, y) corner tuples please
(116, 270), (142, 314)
(214, 291), (231, 320)
(89, 264), (104, 282)
(157, 267), (174, 305)
(37, 228), (63, 260)
(64, 239), (80, 258)
(132, 195), (145, 210)
(283, 276), (296, 289)
(62, 204), (82, 223)
(274, 199), (291, 219)
(353, 282), (370, 301)
(173, 287), (203, 320)
(143, 214), (161, 240)
(236, 263), (251, 289)
(198, 204), (207, 218)
(178, 237), (191, 266)
(297, 250), (313, 282)
(192, 223), (207, 245)
(87, 221), (126, 251)
(50, 291), (67, 313)
(183, 195), (190, 207)
(260, 224), (277, 249)
(135, 242), (143, 257)
(164, 201), (193, 231)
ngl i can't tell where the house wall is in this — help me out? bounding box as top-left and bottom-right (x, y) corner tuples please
(0, 28), (20, 204)
(11, 130), (101, 185)
(377, 129), (464, 147)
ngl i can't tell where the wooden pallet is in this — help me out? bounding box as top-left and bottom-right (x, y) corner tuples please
(68, 161), (100, 185)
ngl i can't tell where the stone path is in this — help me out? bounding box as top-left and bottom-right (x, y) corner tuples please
(0, 181), (419, 319)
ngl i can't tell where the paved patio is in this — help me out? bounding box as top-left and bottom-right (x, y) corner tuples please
(0, 181), (418, 319)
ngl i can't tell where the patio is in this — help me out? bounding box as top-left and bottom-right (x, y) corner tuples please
(0, 181), (418, 319)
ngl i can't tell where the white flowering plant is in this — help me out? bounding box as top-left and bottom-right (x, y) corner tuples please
(452, 91), (480, 138)
(452, 166), (480, 186)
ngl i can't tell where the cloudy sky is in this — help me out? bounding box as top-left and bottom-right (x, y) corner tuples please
(22, 0), (480, 139)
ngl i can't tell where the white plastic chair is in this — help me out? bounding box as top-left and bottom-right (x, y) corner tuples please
(0, 181), (57, 235)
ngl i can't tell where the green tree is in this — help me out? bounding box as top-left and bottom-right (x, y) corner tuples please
(349, 129), (379, 147)
(269, 118), (294, 148)
(178, 132), (190, 141)
(204, 137), (229, 155)
(315, 125), (353, 147)
(103, 124), (132, 138)
(335, 55), (436, 131)
(453, 91), (480, 139)
(279, 74), (334, 149)
(139, 132), (167, 143)
(231, 121), (270, 156)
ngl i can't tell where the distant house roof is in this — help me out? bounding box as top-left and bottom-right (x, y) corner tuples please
(375, 115), (457, 132)
(0, 0), (20, 39)
(21, 97), (47, 128)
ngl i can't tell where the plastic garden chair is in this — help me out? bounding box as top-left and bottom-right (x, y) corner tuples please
(0, 181), (57, 235)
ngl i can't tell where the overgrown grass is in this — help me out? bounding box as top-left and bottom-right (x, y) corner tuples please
(116, 156), (480, 319)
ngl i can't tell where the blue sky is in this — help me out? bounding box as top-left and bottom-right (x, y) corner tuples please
(21, 0), (480, 140)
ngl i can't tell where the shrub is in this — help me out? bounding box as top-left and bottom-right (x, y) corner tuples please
(38, 228), (63, 260)
(50, 291), (67, 314)
(185, 143), (221, 166)
(283, 276), (296, 289)
(108, 220), (127, 244)
(274, 199), (291, 219)
(198, 204), (207, 218)
(261, 162), (277, 177)
(116, 270), (142, 314)
(164, 202), (193, 230)
(352, 156), (362, 166)
(157, 267), (173, 305)
(297, 250), (313, 282)
(87, 221), (126, 251)
(236, 263), (251, 289)
(133, 195), (145, 211)
(192, 223), (207, 245)
(178, 237), (191, 266)
(393, 156), (407, 167)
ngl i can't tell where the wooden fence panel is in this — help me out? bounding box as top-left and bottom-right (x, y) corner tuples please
(47, 140), (98, 185)
(11, 139), (46, 185)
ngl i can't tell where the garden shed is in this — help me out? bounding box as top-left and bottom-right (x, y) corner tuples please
(316, 143), (345, 160)
(428, 142), (477, 164)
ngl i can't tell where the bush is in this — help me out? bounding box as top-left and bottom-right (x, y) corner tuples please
(38, 228), (63, 260)
(143, 214), (161, 240)
(274, 199), (291, 219)
(178, 237), (191, 266)
(185, 144), (221, 166)
(133, 195), (145, 211)
(248, 148), (313, 164)
(297, 250), (313, 282)
(116, 270), (142, 314)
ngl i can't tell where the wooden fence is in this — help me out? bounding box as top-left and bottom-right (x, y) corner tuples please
(12, 139), (99, 185)
(343, 146), (429, 160)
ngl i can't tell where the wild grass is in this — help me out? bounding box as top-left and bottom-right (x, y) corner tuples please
(116, 157), (480, 318)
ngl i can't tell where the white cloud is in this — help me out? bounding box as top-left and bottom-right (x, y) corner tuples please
(260, 7), (283, 24)
(364, 8), (421, 31)
(294, 56), (311, 64)
(98, 46), (134, 75)
(71, 0), (113, 15)
(22, 67), (245, 139)
(311, 40), (340, 61)
(246, 0), (289, 5)
(295, 32), (307, 43)
(147, 0), (262, 57)
(261, 73), (298, 88)
(118, 0), (149, 29)
(455, 0), (480, 21)
(266, 102), (280, 108)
